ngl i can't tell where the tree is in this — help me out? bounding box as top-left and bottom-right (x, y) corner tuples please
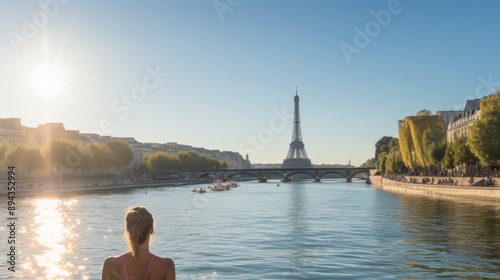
(360, 158), (376, 168)
(375, 136), (395, 162)
(46, 138), (88, 169)
(398, 115), (445, 170)
(416, 109), (431, 116)
(469, 91), (500, 166)
(144, 151), (182, 172)
(88, 143), (115, 168)
(0, 141), (14, 168)
(443, 142), (455, 171)
(220, 160), (229, 169)
(384, 150), (401, 174)
(143, 150), (228, 172)
(454, 137), (478, 175)
(377, 152), (388, 174)
(430, 142), (447, 174)
(106, 140), (133, 168)
(7, 144), (47, 173)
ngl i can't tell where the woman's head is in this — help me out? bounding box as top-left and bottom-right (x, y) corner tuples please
(124, 206), (154, 258)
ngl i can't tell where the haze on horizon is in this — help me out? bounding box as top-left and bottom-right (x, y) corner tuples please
(1, 0), (500, 166)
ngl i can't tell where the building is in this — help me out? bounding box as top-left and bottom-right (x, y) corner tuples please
(446, 99), (481, 142)
(0, 118), (33, 146)
(437, 110), (463, 129)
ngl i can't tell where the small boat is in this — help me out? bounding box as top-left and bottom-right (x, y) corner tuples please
(209, 180), (238, 191)
(192, 188), (207, 193)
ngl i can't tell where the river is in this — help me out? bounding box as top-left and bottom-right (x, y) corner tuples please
(1, 179), (499, 279)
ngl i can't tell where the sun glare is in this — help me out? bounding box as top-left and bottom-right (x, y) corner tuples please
(33, 65), (66, 97)
(22, 199), (79, 278)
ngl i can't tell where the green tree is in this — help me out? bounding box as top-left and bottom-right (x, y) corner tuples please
(143, 150), (228, 172)
(377, 152), (388, 174)
(384, 151), (401, 174)
(360, 158), (376, 168)
(106, 140), (133, 168)
(88, 143), (115, 168)
(0, 141), (14, 167)
(144, 151), (182, 171)
(46, 138), (89, 169)
(454, 137), (478, 175)
(375, 136), (395, 162)
(7, 145), (47, 173)
(220, 160), (229, 169)
(469, 91), (500, 166)
(430, 142), (447, 174)
(416, 109), (431, 116)
(443, 142), (455, 170)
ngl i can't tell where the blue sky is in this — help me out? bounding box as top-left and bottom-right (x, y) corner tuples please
(1, 0), (500, 165)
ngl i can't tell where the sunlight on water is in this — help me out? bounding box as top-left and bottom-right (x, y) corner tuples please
(22, 198), (80, 280)
(6, 182), (500, 279)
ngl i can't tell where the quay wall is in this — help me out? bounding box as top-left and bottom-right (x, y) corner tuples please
(369, 175), (500, 202)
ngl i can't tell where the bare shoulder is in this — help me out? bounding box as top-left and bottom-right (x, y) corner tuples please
(155, 256), (175, 268)
(102, 255), (126, 280)
(103, 255), (124, 269)
(155, 257), (175, 280)
(104, 254), (126, 265)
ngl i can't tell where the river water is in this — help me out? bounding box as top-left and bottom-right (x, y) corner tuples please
(1, 180), (500, 279)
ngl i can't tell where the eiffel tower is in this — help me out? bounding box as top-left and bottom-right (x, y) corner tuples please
(282, 90), (313, 168)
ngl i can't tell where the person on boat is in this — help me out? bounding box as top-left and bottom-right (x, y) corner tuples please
(101, 206), (175, 280)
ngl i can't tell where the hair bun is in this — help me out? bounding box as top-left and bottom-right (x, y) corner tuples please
(126, 210), (141, 224)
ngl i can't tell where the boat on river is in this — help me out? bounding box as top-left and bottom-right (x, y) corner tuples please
(209, 180), (239, 191)
(192, 188), (207, 193)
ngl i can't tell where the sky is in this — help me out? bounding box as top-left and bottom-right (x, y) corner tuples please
(1, 0), (500, 166)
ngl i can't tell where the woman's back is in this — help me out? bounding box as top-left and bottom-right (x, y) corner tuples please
(102, 252), (175, 280)
(102, 206), (175, 279)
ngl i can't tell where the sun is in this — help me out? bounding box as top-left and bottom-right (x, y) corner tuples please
(33, 65), (66, 97)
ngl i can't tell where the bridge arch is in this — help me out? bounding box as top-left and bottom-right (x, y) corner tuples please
(152, 172), (187, 180)
(262, 171), (286, 180)
(226, 172), (260, 180)
(196, 172), (222, 180)
(318, 171), (347, 179)
(285, 171), (316, 180)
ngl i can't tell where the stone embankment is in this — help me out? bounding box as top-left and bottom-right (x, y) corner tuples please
(369, 174), (500, 202)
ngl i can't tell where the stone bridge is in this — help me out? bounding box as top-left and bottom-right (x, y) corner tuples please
(153, 167), (370, 183)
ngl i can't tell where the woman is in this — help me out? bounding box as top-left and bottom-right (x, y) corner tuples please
(102, 206), (175, 280)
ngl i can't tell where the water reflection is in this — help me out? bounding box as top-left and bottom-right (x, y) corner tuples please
(22, 198), (81, 279)
(284, 183), (310, 278)
(399, 195), (500, 278)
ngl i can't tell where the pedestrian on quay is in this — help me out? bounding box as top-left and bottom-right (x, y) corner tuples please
(102, 206), (176, 280)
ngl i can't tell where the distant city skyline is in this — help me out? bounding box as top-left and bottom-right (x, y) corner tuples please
(2, 0), (500, 165)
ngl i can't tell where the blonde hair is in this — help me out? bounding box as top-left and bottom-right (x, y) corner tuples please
(124, 206), (154, 259)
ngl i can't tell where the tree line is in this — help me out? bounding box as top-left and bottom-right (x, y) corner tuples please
(0, 138), (133, 174)
(143, 150), (228, 172)
(363, 91), (500, 175)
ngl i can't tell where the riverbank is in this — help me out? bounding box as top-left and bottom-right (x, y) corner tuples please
(369, 175), (500, 202)
(0, 177), (202, 198)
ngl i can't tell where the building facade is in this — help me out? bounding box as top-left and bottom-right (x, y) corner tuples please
(446, 99), (481, 142)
